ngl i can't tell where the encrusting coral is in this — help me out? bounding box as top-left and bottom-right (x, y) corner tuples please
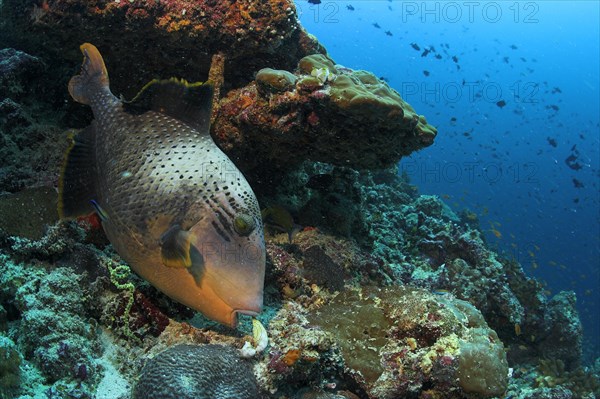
(133, 344), (261, 399)
(213, 53), (436, 188)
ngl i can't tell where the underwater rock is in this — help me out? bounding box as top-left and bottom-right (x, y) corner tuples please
(0, 48), (43, 99)
(0, 187), (58, 240)
(213, 54), (436, 187)
(0, 48), (66, 195)
(304, 286), (508, 398)
(538, 291), (583, 369)
(0, 335), (22, 398)
(265, 301), (343, 385)
(256, 67), (298, 95)
(267, 228), (392, 299)
(0, 249), (102, 397)
(133, 344), (260, 399)
(302, 245), (346, 292)
(0, 0), (323, 98)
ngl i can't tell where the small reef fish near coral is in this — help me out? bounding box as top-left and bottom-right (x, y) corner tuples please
(0, 1), (598, 399)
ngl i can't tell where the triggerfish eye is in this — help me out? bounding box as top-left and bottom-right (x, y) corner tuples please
(233, 213), (256, 236)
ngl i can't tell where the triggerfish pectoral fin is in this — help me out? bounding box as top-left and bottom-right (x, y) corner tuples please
(160, 224), (194, 268)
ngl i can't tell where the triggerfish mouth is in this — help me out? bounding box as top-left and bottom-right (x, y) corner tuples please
(59, 43), (265, 328)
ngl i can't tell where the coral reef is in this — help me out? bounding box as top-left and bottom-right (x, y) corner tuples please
(0, 187), (58, 239)
(0, 2), (596, 399)
(302, 286), (508, 398)
(0, 48), (69, 193)
(213, 54), (436, 188)
(1, 0), (323, 103)
(534, 358), (600, 396)
(133, 344), (261, 399)
(0, 249), (102, 398)
(262, 300), (344, 396)
(0, 335), (22, 399)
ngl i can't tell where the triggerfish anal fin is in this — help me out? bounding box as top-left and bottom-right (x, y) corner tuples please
(68, 43), (109, 105)
(160, 224), (195, 268)
(58, 124), (98, 219)
(123, 78), (214, 135)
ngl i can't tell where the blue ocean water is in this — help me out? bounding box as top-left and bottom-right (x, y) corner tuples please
(295, 0), (600, 356)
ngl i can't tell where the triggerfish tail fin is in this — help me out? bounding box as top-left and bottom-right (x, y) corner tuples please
(68, 43), (109, 105)
(58, 125), (98, 219)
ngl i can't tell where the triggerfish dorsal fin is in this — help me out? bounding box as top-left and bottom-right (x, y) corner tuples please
(58, 124), (99, 219)
(68, 43), (109, 105)
(123, 79), (214, 135)
(160, 224), (194, 268)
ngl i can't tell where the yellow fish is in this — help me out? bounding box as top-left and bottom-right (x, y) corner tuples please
(261, 205), (301, 243)
(59, 44), (265, 328)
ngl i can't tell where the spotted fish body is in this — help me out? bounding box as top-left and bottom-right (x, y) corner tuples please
(60, 43), (265, 327)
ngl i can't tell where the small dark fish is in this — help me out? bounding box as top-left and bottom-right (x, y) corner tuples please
(572, 178), (584, 188)
(496, 100), (506, 108)
(261, 205), (302, 243)
(573, 198), (580, 203)
(565, 154), (583, 171)
(385, 30), (393, 36)
(510, 44), (518, 49)
(547, 104), (560, 111)
(308, 0), (321, 4)
(379, 76), (389, 82)
(434, 54), (442, 60)
(552, 87), (562, 94)
(503, 56), (509, 63)
(423, 70), (430, 76)
(450, 117), (457, 122)
(346, 4), (354, 10)
(373, 22), (381, 28)
(410, 43), (421, 51)
(421, 49), (430, 57)
(452, 55), (458, 63)
(546, 137), (557, 148)
(520, 57), (527, 62)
